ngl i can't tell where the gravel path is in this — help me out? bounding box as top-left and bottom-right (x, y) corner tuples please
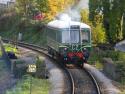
(45, 59), (65, 94)
(84, 64), (120, 94)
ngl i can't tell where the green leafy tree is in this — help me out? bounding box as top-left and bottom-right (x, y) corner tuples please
(15, 0), (74, 21)
(81, 9), (106, 44)
(15, 0), (49, 19)
(89, 0), (101, 22)
(81, 9), (89, 23)
(89, 0), (125, 43)
(92, 14), (106, 44)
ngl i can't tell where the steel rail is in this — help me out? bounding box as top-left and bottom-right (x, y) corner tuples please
(2, 39), (47, 51)
(58, 63), (75, 94)
(84, 68), (101, 94)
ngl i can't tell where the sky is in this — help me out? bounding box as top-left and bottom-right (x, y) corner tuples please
(82, 0), (89, 9)
(0, 0), (15, 4)
(0, 0), (9, 4)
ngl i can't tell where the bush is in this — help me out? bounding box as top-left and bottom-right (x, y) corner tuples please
(101, 50), (119, 61)
(115, 62), (125, 84)
(35, 57), (47, 78)
(13, 61), (27, 78)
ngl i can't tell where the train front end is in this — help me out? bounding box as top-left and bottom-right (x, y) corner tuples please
(59, 24), (91, 66)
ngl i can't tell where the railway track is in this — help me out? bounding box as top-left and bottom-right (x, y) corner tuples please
(68, 67), (101, 94)
(3, 39), (101, 94)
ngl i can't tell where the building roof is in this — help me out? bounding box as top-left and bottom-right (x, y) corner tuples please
(47, 20), (90, 29)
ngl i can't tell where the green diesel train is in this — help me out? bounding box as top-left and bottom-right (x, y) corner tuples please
(46, 14), (92, 67)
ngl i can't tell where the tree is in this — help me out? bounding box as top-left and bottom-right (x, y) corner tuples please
(15, 0), (30, 16)
(15, 0), (74, 21)
(81, 9), (106, 44)
(89, 0), (125, 44)
(81, 9), (89, 23)
(89, 0), (101, 22)
(45, 0), (74, 20)
(15, 0), (49, 19)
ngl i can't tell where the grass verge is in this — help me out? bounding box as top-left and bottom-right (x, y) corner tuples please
(6, 75), (50, 94)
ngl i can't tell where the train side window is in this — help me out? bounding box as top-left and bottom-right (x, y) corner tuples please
(62, 29), (70, 43)
(56, 31), (62, 43)
(81, 29), (90, 43)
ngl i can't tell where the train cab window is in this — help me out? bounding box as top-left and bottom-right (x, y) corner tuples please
(81, 29), (90, 43)
(61, 28), (80, 44)
(70, 25), (80, 43)
(70, 29), (80, 43)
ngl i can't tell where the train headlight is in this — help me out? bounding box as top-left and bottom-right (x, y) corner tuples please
(64, 57), (68, 61)
(64, 47), (68, 51)
(82, 48), (89, 59)
(83, 48), (86, 51)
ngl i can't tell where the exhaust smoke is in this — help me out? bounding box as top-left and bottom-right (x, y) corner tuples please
(67, 0), (88, 21)
(56, 0), (88, 22)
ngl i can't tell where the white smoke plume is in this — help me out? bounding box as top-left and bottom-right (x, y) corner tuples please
(66, 0), (89, 21)
(56, 0), (88, 22)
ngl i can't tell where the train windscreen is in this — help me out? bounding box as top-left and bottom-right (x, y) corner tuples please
(70, 25), (80, 43)
(62, 30), (70, 43)
(70, 30), (79, 43)
(62, 25), (80, 43)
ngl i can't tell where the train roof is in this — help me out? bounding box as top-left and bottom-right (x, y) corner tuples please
(47, 20), (90, 29)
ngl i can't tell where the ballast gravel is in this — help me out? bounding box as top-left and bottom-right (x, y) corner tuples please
(84, 64), (120, 94)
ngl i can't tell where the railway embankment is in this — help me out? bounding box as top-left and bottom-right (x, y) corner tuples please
(102, 58), (122, 81)
(84, 63), (120, 94)
(89, 46), (125, 94)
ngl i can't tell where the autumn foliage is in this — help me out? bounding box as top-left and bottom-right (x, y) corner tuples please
(15, 0), (74, 21)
